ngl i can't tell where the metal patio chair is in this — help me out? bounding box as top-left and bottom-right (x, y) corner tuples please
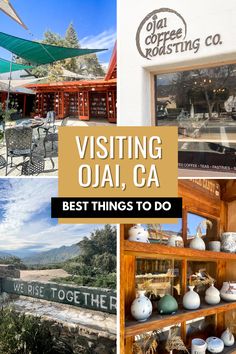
(37, 110), (56, 139)
(5, 126), (33, 175)
(43, 117), (69, 165)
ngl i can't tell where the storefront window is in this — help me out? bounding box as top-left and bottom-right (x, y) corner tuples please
(155, 63), (236, 172)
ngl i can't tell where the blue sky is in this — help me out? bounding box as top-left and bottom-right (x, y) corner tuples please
(0, 178), (106, 255)
(0, 0), (116, 67)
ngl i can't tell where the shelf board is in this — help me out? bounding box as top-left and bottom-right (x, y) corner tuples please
(125, 301), (236, 338)
(220, 345), (236, 354)
(124, 240), (236, 261)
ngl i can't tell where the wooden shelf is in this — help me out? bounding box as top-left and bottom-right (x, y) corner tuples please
(220, 345), (236, 354)
(124, 241), (236, 262)
(125, 301), (236, 338)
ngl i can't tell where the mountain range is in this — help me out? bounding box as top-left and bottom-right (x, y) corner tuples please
(23, 243), (80, 265)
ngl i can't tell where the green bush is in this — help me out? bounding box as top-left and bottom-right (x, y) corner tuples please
(0, 307), (73, 354)
(52, 273), (117, 289)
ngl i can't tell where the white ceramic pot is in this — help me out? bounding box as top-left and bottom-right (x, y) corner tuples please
(220, 281), (236, 301)
(168, 234), (184, 248)
(206, 337), (224, 353)
(205, 284), (221, 305)
(128, 224), (149, 243)
(221, 232), (236, 253)
(131, 290), (152, 322)
(221, 328), (235, 346)
(208, 241), (221, 252)
(183, 286), (200, 310)
(191, 338), (207, 354)
(190, 234), (206, 251)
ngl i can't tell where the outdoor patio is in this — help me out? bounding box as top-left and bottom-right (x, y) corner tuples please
(0, 118), (113, 176)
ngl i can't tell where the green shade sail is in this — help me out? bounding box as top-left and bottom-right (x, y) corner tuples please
(0, 57), (32, 73)
(0, 32), (106, 65)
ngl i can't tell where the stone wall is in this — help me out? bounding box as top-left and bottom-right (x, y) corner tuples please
(0, 264), (20, 279)
(0, 265), (20, 296)
(50, 321), (116, 354)
(0, 264), (116, 354)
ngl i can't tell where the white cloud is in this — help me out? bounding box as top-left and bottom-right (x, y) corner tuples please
(80, 29), (116, 50)
(0, 179), (105, 252)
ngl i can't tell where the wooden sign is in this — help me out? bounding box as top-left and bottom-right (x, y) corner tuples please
(1, 278), (117, 314)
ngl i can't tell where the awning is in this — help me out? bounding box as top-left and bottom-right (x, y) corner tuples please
(0, 0), (27, 29)
(0, 32), (106, 65)
(0, 57), (32, 74)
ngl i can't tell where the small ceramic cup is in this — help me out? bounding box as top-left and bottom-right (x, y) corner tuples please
(191, 338), (207, 354)
(208, 241), (221, 252)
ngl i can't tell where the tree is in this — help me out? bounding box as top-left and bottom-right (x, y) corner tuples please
(15, 23), (105, 81)
(174, 65), (234, 119)
(78, 224), (116, 263)
(62, 225), (117, 288)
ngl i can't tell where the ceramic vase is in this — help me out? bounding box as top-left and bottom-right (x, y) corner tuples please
(206, 337), (224, 353)
(167, 234), (184, 248)
(191, 338), (207, 354)
(205, 284), (220, 305)
(189, 233), (206, 251)
(131, 290), (152, 322)
(183, 286), (200, 310)
(220, 282), (236, 301)
(208, 241), (221, 252)
(128, 224), (149, 243)
(221, 232), (236, 253)
(221, 328), (235, 346)
(157, 294), (178, 315)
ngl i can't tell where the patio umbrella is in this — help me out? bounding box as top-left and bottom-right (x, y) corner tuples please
(0, 0), (27, 29)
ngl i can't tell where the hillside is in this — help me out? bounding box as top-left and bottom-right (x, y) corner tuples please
(23, 244), (80, 265)
(0, 251), (12, 259)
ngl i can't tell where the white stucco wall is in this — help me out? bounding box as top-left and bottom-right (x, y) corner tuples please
(118, 0), (236, 125)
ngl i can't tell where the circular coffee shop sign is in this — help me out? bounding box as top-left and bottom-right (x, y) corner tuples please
(136, 8), (222, 60)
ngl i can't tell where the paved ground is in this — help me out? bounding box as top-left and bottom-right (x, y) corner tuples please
(9, 297), (116, 338)
(20, 269), (69, 282)
(0, 118), (113, 176)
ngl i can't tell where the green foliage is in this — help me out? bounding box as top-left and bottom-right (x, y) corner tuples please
(0, 102), (18, 122)
(0, 307), (73, 354)
(53, 273), (117, 290)
(62, 225), (117, 289)
(16, 23), (105, 81)
(0, 256), (27, 270)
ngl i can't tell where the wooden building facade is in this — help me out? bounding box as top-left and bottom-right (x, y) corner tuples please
(0, 89), (35, 117)
(27, 44), (117, 123)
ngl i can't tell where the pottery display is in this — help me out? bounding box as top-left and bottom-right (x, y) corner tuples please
(208, 241), (221, 252)
(205, 284), (221, 305)
(206, 337), (224, 353)
(131, 290), (152, 322)
(167, 234), (184, 248)
(189, 233), (206, 251)
(157, 294), (178, 315)
(183, 286), (200, 310)
(220, 281), (236, 301)
(128, 224), (149, 243)
(221, 232), (236, 253)
(221, 328), (235, 346)
(191, 338), (207, 354)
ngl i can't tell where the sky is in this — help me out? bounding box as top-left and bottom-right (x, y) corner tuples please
(0, 178), (105, 255)
(0, 0), (116, 67)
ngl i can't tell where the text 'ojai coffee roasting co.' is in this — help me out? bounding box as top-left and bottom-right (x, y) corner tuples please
(119, 0), (236, 175)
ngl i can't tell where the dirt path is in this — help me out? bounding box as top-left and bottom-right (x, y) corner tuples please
(20, 269), (69, 282)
